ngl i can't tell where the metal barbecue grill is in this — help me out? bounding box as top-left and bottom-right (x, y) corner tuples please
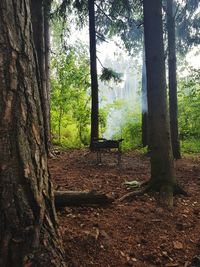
(92, 138), (124, 165)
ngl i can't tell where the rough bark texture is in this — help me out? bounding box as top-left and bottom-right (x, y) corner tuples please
(167, 0), (181, 159)
(0, 1), (65, 266)
(88, 0), (99, 149)
(31, 0), (51, 155)
(143, 0), (176, 206)
(44, 0), (51, 150)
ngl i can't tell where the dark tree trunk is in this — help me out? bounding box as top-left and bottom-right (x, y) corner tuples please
(31, 0), (51, 155)
(141, 47), (148, 147)
(167, 0), (181, 159)
(143, 0), (176, 206)
(88, 0), (99, 149)
(44, 0), (52, 150)
(0, 1), (65, 266)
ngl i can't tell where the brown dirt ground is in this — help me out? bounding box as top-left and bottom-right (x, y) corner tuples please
(49, 149), (200, 267)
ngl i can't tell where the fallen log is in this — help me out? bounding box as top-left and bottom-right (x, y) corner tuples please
(55, 190), (114, 207)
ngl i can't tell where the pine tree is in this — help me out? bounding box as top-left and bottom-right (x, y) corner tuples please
(0, 0), (65, 265)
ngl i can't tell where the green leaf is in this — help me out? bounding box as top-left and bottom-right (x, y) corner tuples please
(124, 180), (141, 189)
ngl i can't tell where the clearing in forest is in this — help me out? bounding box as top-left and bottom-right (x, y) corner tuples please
(50, 149), (200, 267)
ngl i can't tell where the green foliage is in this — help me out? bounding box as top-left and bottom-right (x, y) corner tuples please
(99, 107), (109, 136)
(178, 68), (200, 140)
(100, 67), (123, 83)
(120, 120), (142, 151)
(111, 105), (142, 151)
(124, 180), (141, 190)
(176, 0), (200, 54)
(177, 68), (200, 154)
(50, 0), (200, 155)
(52, 0), (88, 30)
(181, 139), (200, 154)
(95, 0), (143, 54)
(51, 44), (91, 147)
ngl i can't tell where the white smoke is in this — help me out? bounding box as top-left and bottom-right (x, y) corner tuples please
(99, 50), (141, 139)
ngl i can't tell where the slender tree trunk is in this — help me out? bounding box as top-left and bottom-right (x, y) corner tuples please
(143, 0), (176, 206)
(167, 0), (181, 159)
(88, 0), (99, 149)
(31, 0), (51, 155)
(141, 46), (148, 147)
(0, 1), (65, 265)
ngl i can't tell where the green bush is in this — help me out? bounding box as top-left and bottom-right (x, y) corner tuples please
(181, 138), (200, 154)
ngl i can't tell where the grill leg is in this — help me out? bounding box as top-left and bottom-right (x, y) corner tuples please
(96, 149), (102, 164)
(97, 150), (99, 164)
(99, 149), (102, 164)
(118, 147), (122, 167)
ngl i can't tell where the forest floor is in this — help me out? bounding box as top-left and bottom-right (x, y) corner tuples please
(49, 149), (200, 267)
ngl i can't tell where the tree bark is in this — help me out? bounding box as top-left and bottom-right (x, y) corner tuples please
(0, 1), (65, 266)
(141, 46), (148, 147)
(88, 0), (99, 149)
(167, 0), (181, 159)
(143, 0), (176, 206)
(55, 191), (114, 207)
(31, 0), (51, 155)
(44, 0), (52, 150)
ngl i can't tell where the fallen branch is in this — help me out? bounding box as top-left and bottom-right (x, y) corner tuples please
(55, 190), (114, 207)
(117, 188), (148, 202)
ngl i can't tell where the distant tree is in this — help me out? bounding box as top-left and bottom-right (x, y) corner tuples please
(54, 0), (141, 147)
(52, 0), (100, 148)
(143, 0), (176, 206)
(0, 0), (65, 265)
(88, 0), (99, 148)
(55, 0), (199, 153)
(51, 45), (91, 146)
(141, 0), (199, 153)
(165, 0), (200, 159)
(166, 0), (181, 159)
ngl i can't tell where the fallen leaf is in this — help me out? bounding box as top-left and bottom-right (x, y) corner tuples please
(173, 241), (183, 249)
(95, 227), (100, 240)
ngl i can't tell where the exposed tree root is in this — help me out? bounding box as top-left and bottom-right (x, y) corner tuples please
(48, 151), (57, 159)
(174, 184), (189, 196)
(118, 181), (188, 203)
(117, 187), (149, 202)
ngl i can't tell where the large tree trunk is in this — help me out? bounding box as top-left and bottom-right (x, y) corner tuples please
(88, 0), (99, 149)
(0, 1), (65, 266)
(143, 0), (176, 206)
(31, 0), (51, 155)
(167, 0), (181, 159)
(141, 46), (148, 147)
